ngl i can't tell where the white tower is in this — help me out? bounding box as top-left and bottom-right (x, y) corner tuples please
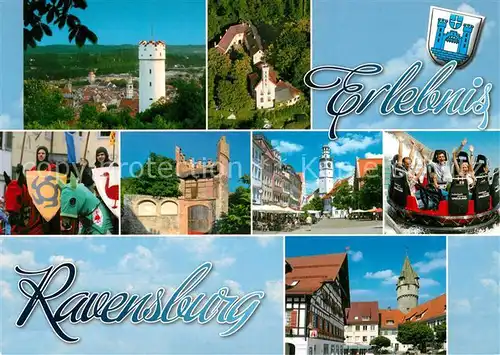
(257, 64), (275, 109)
(318, 145), (334, 195)
(88, 71), (95, 84)
(138, 40), (166, 112)
(126, 77), (134, 99)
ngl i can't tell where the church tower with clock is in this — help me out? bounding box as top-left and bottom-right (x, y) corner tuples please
(319, 145), (334, 196)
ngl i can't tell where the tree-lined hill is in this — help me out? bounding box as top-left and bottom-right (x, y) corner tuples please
(25, 45), (205, 80)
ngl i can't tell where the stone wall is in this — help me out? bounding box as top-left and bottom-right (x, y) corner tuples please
(122, 194), (180, 235)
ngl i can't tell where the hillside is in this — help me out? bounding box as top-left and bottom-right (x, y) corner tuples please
(25, 45), (205, 80)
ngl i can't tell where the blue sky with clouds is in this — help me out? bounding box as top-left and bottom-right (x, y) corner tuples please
(36, 0), (206, 45)
(254, 131), (382, 195)
(0, 236), (283, 355)
(312, 1), (500, 130)
(448, 236), (500, 354)
(286, 236), (446, 309)
(0, 0), (22, 129)
(121, 132), (250, 192)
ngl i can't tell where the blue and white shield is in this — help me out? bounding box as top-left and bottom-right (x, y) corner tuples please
(427, 6), (485, 68)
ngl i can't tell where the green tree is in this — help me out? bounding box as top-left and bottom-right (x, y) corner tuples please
(24, 0), (97, 49)
(124, 153), (182, 198)
(397, 322), (435, 353)
(434, 322), (446, 349)
(213, 175), (251, 234)
(370, 336), (391, 354)
(359, 164), (382, 209)
(24, 79), (74, 128)
(302, 196), (323, 212)
(331, 182), (353, 210)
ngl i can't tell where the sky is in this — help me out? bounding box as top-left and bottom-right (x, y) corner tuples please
(286, 236), (446, 309)
(448, 236), (500, 354)
(0, 236), (283, 355)
(0, 0), (23, 129)
(121, 132), (250, 192)
(36, 0), (206, 45)
(254, 131), (382, 195)
(384, 130), (500, 168)
(312, 1), (500, 130)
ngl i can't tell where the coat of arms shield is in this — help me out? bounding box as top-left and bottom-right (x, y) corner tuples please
(427, 6), (485, 68)
(26, 171), (67, 222)
(92, 167), (120, 217)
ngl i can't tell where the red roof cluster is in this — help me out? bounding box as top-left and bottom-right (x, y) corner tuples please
(216, 24), (248, 53)
(346, 301), (380, 325)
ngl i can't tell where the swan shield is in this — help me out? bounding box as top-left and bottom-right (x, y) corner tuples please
(92, 167), (120, 217)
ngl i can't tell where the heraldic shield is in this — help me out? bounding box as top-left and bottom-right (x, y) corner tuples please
(26, 171), (67, 222)
(427, 6), (485, 68)
(92, 167), (120, 218)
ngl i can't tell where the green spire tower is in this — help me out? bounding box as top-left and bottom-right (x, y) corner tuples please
(396, 254), (420, 313)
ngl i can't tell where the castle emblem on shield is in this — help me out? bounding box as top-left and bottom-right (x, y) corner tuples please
(427, 6), (485, 68)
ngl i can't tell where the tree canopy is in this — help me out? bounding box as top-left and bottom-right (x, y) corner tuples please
(213, 175), (251, 234)
(121, 153), (181, 198)
(358, 164), (383, 209)
(24, 0), (97, 50)
(370, 336), (391, 353)
(302, 196), (323, 212)
(397, 322), (435, 353)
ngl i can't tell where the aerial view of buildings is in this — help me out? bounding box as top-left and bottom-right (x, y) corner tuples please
(208, 0), (311, 129)
(120, 132), (251, 235)
(285, 236), (447, 355)
(252, 131), (383, 234)
(23, 0), (206, 130)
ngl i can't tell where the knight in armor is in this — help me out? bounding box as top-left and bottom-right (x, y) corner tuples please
(95, 147), (118, 168)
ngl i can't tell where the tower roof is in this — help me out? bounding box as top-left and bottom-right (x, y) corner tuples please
(399, 255), (419, 286)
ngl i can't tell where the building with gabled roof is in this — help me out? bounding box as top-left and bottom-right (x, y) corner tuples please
(215, 22), (264, 64)
(285, 253), (353, 355)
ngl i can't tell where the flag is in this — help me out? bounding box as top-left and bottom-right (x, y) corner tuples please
(109, 132), (116, 146)
(65, 132), (81, 164)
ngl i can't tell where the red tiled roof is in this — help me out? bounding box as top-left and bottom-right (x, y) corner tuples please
(379, 309), (405, 329)
(379, 294), (446, 329)
(404, 294), (446, 323)
(286, 253), (346, 295)
(216, 24), (248, 53)
(356, 158), (382, 179)
(276, 80), (301, 97)
(346, 301), (379, 325)
(119, 98), (139, 116)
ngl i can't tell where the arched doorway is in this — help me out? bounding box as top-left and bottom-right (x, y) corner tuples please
(285, 343), (296, 355)
(188, 205), (210, 234)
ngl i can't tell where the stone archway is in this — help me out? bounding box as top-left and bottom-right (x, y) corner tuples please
(187, 205), (210, 234)
(285, 343), (296, 355)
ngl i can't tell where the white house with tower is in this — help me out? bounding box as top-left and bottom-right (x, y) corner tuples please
(138, 40), (166, 112)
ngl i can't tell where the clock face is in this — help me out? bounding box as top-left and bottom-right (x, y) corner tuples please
(328, 162), (332, 168)
(321, 163), (324, 168)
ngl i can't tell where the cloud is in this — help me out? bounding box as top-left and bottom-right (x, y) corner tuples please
(382, 275), (399, 285)
(419, 278), (440, 287)
(365, 152), (383, 159)
(0, 250), (37, 269)
(480, 279), (499, 294)
(89, 244), (106, 253)
(271, 140), (304, 154)
(224, 280), (244, 296)
(347, 250), (363, 262)
(265, 280), (283, 303)
(413, 249), (446, 273)
(335, 161), (355, 173)
(119, 245), (158, 271)
(328, 134), (380, 155)
(351, 289), (373, 295)
(213, 257), (236, 268)
(0, 280), (13, 299)
(365, 270), (394, 279)
(256, 236), (277, 247)
(0, 114), (13, 128)
(451, 298), (471, 314)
